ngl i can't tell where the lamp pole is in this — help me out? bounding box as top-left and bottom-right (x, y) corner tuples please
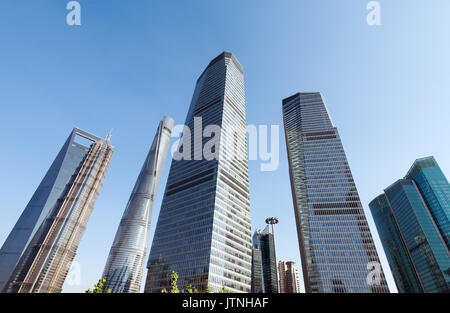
(265, 217), (279, 238)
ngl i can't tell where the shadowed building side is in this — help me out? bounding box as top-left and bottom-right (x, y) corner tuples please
(252, 227), (278, 293)
(251, 245), (264, 293)
(102, 117), (173, 293)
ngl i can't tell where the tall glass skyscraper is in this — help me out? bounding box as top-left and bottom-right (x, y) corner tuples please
(144, 52), (252, 293)
(251, 227), (278, 293)
(0, 128), (113, 293)
(282, 92), (389, 293)
(405, 157), (450, 250)
(369, 195), (423, 293)
(251, 240), (264, 293)
(102, 117), (173, 293)
(370, 156), (450, 293)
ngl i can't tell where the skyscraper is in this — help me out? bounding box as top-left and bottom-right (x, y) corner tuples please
(282, 92), (389, 293)
(251, 227), (278, 293)
(144, 52), (251, 293)
(369, 195), (423, 293)
(102, 117), (173, 293)
(0, 128), (113, 293)
(369, 156), (450, 293)
(251, 241), (264, 293)
(278, 261), (300, 293)
(405, 157), (450, 250)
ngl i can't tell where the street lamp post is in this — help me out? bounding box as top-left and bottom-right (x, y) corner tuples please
(265, 217), (279, 238)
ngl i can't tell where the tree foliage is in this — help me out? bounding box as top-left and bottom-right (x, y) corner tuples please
(162, 271), (180, 293)
(160, 271), (229, 293)
(85, 278), (112, 293)
(183, 284), (199, 293)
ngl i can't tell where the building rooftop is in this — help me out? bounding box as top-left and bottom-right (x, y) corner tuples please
(197, 51), (243, 82)
(405, 156), (437, 179)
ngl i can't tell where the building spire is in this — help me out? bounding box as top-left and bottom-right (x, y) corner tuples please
(106, 129), (113, 141)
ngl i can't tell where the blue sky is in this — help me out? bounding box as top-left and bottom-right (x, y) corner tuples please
(0, 0), (449, 293)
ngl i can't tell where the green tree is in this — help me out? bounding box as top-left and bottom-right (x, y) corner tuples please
(183, 284), (198, 293)
(85, 278), (112, 293)
(160, 271), (230, 293)
(162, 271), (179, 293)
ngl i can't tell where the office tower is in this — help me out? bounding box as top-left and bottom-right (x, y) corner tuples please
(369, 195), (423, 293)
(369, 156), (450, 293)
(144, 52), (251, 293)
(252, 227), (278, 293)
(282, 92), (389, 293)
(251, 243), (264, 293)
(405, 157), (450, 250)
(0, 128), (113, 293)
(102, 117), (173, 293)
(278, 261), (300, 293)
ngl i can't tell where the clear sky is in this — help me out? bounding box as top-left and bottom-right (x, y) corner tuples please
(0, 0), (449, 293)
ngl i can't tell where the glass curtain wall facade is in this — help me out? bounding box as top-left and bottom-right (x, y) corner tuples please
(251, 231), (264, 293)
(282, 92), (389, 293)
(252, 227), (278, 293)
(405, 157), (450, 250)
(0, 128), (110, 291)
(144, 52), (251, 293)
(102, 117), (173, 293)
(1, 128), (113, 293)
(369, 195), (423, 292)
(370, 157), (450, 293)
(260, 227), (279, 293)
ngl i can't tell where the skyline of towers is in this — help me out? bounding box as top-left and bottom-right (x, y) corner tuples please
(278, 261), (300, 293)
(144, 52), (252, 293)
(282, 92), (390, 293)
(251, 226), (279, 293)
(369, 156), (450, 293)
(0, 52), (447, 294)
(0, 128), (113, 293)
(102, 117), (174, 293)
